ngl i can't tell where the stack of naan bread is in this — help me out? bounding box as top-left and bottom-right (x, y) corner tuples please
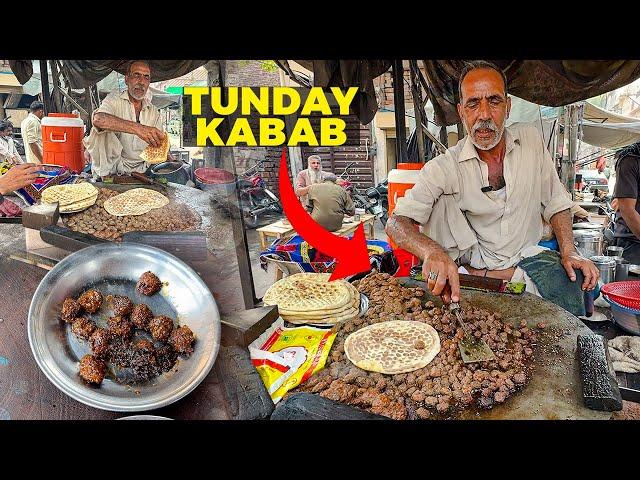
(263, 273), (360, 325)
(103, 188), (169, 216)
(41, 182), (99, 213)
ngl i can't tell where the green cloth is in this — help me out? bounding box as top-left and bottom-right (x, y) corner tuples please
(517, 250), (586, 317)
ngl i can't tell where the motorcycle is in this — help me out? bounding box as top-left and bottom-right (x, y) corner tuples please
(237, 158), (282, 229)
(339, 162), (388, 227)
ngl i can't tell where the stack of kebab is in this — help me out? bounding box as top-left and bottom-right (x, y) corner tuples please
(263, 273), (360, 325)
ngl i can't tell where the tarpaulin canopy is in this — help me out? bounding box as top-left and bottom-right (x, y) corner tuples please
(580, 101), (640, 149)
(281, 60), (640, 126)
(9, 60), (208, 89)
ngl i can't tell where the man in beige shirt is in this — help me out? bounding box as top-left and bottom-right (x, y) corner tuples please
(386, 61), (599, 303)
(84, 60), (168, 177)
(20, 101), (44, 164)
(308, 174), (355, 231)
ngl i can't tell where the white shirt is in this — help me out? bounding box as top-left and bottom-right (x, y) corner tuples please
(0, 136), (20, 164)
(393, 124), (573, 270)
(20, 113), (42, 164)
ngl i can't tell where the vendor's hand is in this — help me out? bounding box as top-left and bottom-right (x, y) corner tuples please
(136, 125), (165, 148)
(561, 251), (599, 291)
(0, 163), (40, 194)
(422, 250), (460, 304)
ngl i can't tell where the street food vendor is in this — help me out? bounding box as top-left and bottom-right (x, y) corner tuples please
(386, 61), (599, 313)
(83, 60), (170, 177)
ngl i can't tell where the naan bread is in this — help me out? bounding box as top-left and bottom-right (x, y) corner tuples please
(345, 321), (441, 374)
(140, 132), (170, 164)
(59, 192), (98, 213)
(103, 188), (169, 216)
(41, 182), (98, 206)
(263, 273), (353, 312)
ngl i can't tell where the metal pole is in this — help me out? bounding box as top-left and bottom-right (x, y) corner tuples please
(409, 60), (425, 163)
(39, 60), (51, 114)
(392, 60), (408, 166)
(561, 103), (581, 196)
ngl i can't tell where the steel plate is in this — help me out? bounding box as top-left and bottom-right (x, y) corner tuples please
(28, 243), (220, 412)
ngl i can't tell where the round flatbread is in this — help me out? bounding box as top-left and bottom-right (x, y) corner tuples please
(344, 320), (441, 374)
(103, 188), (170, 216)
(59, 192), (98, 213)
(41, 182), (98, 206)
(140, 132), (170, 164)
(263, 273), (353, 312)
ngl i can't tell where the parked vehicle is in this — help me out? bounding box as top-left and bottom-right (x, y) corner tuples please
(338, 162), (388, 226)
(237, 159), (282, 228)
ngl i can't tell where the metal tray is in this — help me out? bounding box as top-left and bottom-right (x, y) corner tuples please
(28, 243), (220, 412)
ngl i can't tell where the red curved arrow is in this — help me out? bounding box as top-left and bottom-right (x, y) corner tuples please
(278, 148), (370, 281)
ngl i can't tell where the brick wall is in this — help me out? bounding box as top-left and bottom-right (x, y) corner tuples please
(224, 60), (290, 197)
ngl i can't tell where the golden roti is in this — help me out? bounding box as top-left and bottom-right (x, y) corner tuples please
(41, 182), (98, 206)
(103, 188), (170, 216)
(263, 273), (352, 312)
(344, 320), (441, 374)
(59, 192), (98, 213)
(140, 132), (170, 164)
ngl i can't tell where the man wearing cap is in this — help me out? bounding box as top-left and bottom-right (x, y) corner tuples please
(308, 173), (355, 232)
(386, 61), (598, 312)
(84, 60), (169, 177)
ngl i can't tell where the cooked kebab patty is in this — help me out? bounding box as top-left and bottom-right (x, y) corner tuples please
(79, 354), (106, 385)
(134, 338), (155, 353)
(107, 315), (133, 339)
(137, 271), (162, 296)
(149, 315), (174, 343)
(89, 328), (110, 357)
(109, 295), (134, 316)
(77, 289), (103, 313)
(71, 317), (96, 340)
(155, 344), (178, 373)
(60, 297), (81, 323)
(131, 304), (154, 330)
(169, 325), (195, 355)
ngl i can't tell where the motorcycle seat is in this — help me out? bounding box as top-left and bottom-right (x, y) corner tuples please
(237, 179), (253, 188)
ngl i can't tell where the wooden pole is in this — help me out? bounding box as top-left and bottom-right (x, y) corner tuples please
(392, 60), (408, 166)
(39, 60), (51, 114)
(409, 60), (425, 163)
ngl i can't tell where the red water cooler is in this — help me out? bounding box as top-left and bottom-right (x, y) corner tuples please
(41, 113), (85, 173)
(387, 163), (424, 276)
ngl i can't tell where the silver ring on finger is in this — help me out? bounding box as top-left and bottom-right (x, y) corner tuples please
(428, 271), (438, 282)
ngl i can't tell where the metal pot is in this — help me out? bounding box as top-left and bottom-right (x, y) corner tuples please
(149, 161), (191, 185)
(589, 255), (616, 285)
(615, 258), (631, 282)
(574, 230), (603, 258)
(573, 222), (604, 232)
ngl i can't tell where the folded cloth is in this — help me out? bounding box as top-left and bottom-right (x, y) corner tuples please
(517, 249), (585, 317)
(259, 234), (392, 275)
(608, 336), (640, 373)
(13, 165), (77, 205)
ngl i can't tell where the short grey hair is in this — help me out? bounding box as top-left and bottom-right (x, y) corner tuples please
(308, 154), (322, 164)
(458, 61), (508, 101)
(324, 173), (337, 183)
(126, 60), (151, 75)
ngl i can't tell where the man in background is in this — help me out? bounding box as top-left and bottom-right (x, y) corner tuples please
(20, 101), (44, 164)
(0, 122), (21, 164)
(307, 173), (355, 232)
(612, 142), (640, 263)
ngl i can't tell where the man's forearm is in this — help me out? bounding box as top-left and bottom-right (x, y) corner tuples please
(295, 185), (310, 197)
(93, 112), (140, 135)
(550, 209), (576, 256)
(385, 214), (447, 261)
(29, 143), (42, 162)
(619, 207), (640, 240)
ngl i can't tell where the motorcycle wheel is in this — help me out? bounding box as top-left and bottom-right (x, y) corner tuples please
(242, 205), (259, 229)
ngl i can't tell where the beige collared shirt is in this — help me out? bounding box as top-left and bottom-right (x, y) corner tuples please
(393, 124), (573, 270)
(84, 90), (163, 176)
(20, 112), (42, 164)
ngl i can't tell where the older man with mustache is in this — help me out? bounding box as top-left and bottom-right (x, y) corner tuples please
(386, 61), (598, 313)
(83, 60), (169, 177)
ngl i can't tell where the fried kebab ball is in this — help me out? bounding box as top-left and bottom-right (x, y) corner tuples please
(71, 317), (96, 340)
(134, 338), (155, 353)
(149, 315), (174, 343)
(137, 271), (162, 296)
(131, 304), (154, 330)
(60, 297), (81, 323)
(109, 295), (134, 316)
(168, 325), (195, 355)
(89, 328), (110, 358)
(107, 315), (133, 340)
(78, 354), (106, 385)
(77, 289), (103, 313)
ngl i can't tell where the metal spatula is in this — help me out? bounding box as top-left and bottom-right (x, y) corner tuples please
(449, 302), (496, 363)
